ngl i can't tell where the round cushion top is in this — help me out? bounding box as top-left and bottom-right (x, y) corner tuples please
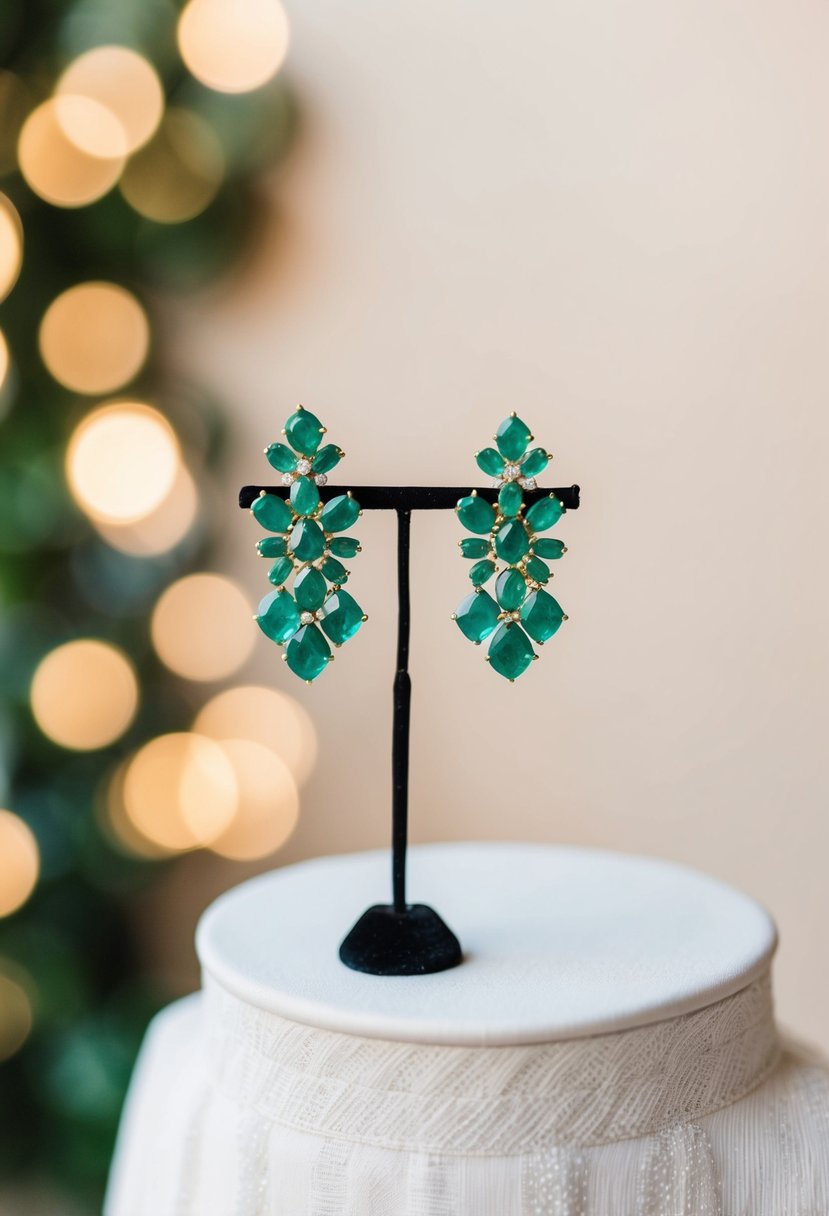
(195, 842), (777, 1046)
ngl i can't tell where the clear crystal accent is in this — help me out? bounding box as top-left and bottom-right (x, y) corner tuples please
(519, 477), (537, 490)
(315, 473), (328, 486)
(281, 472), (294, 486)
(300, 610), (314, 625)
(296, 458), (312, 475)
(503, 463), (521, 479)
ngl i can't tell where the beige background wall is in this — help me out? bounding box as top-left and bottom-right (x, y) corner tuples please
(169, 1), (829, 1050)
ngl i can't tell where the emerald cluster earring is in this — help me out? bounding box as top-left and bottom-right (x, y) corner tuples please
(453, 413), (568, 680)
(252, 406), (367, 682)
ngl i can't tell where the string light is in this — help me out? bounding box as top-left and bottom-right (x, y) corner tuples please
(151, 573), (255, 681)
(0, 812), (39, 917)
(56, 46), (164, 157)
(177, 0), (290, 94)
(0, 193), (22, 302)
(31, 640), (139, 751)
(18, 97), (125, 208)
(40, 282), (150, 395)
(119, 108), (224, 224)
(207, 739), (299, 860)
(194, 684), (317, 786)
(0, 967), (33, 1062)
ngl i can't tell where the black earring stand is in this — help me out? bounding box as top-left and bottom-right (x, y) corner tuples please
(239, 482), (581, 975)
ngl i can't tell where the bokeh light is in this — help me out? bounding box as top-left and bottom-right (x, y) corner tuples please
(0, 193), (22, 303)
(18, 97), (125, 207)
(0, 811), (39, 917)
(194, 684), (317, 786)
(66, 403), (180, 525)
(101, 762), (175, 859)
(151, 573), (255, 681)
(122, 732), (238, 851)
(56, 46), (164, 156)
(40, 282), (150, 394)
(119, 108), (224, 224)
(96, 465), (199, 556)
(207, 739), (298, 860)
(31, 640), (139, 751)
(177, 0), (290, 94)
(0, 967), (33, 1062)
(0, 328), (10, 392)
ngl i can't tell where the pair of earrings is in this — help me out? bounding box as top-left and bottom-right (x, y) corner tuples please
(251, 407), (569, 683)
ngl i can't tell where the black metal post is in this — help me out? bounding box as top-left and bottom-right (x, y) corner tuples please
(392, 509), (412, 913)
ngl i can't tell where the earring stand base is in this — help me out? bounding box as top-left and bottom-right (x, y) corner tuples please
(338, 903), (463, 975)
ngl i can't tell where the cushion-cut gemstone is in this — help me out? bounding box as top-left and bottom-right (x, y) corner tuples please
(459, 537), (490, 559)
(286, 624), (331, 680)
(320, 589), (364, 645)
(525, 555), (550, 584)
(498, 482), (523, 518)
(329, 536), (360, 558)
(268, 556), (294, 586)
(322, 556), (348, 584)
(252, 493), (293, 533)
(495, 568), (527, 611)
(469, 559), (495, 586)
(456, 494), (495, 535)
(534, 538), (565, 560)
(257, 590), (301, 644)
(476, 447), (505, 477)
(257, 536), (287, 557)
(487, 621), (534, 680)
(494, 519), (530, 563)
(265, 442), (297, 473)
(290, 475), (320, 516)
(526, 494), (563, 532)
(294, 566), (327, 611)
(521, 589), (564, 643)
(289, 518), (326, 562)
(285, 407), (325, 456)
(454, 590), (500, 643)
(312, 443), (343, 475)
(320, 493), (360, 532)
(521, 447), (550, 478)
(495, 414), (532, 462)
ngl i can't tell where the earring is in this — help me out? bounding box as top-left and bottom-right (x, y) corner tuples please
(252, 406), (367, 683)
(453, 413), (568, 681)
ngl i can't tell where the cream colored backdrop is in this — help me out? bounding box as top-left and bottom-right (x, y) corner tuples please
(167, 2), (829, 1050)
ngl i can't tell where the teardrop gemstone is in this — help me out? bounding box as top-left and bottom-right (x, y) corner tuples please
(496, 568), (527, 611)
(494, 520), (530, 564)
(495, 415), (532, 462)
(294, 566), (327, 611)
(328, 536), (360, 558)
(534, 538), (566, 560)
(290, 475), (320, 516)
(521, 447), (550, 478)
(476, 447), (505, 477)
(469, 559), (496, 586)
(456, 494), (496, 535)
(487, 621), (534, 680)
(320, 589), (364, 645)
(268, 556), (294, 586)
(498, 482), (523, 518)
(521, 589), (565, 643)
(459, 537), (490, 559)
(320, 493), (360, 532)
(257, 590), (301, 644)
(252, 493), (293, 533)
(322, 556), (349, 584)
(285, 407), (325, 456)
(454, 590), (500, 643)
(265, 442), (297, 473)
(289, 518), (326, 562)
(312, 443), (343, 475)
(526, 494), (563, 532)
(286, 624), (331, 680)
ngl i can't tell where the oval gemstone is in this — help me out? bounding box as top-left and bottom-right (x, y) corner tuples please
(494, 519), (530, 564)
(286, 623), (331, 681)
(289, 518), (326, 562)
(534, 537), (565, 560)
(521, 589), (564, 643)
(498, 482), (523, 518)
(454, 590), (500, 643)
(294, 565), (327, 611)
(268, 556), (294, 586)
(252, 493), (293, 533)
(320, 493), (360, 533)
(456, 494), (496, 535)
(521, 447), (550, 478)
(257, 536), (287, 558)
(496, 568), (527, 611)
(526, 494), (563, 532)
(525, 555), (550, 584)
(320, 589), (364, 646)
(329, 536), (360, 558)
(495, 414), (532, 462)
(265, 442), (297, 473)
(285, 407), (325, 456)
(469, 559), (495, 586)
(322, 556), (348, 584)
(488, 621), (534, 680)
(476, 447), (504, 477)
(312, 443), (343, 475)
(257, 589), (301, 644)
(290, 475), (320, 516)
(459, 537), (490, 559)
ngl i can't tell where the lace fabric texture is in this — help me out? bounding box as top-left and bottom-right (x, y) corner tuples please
(105, 970), (829, 1215)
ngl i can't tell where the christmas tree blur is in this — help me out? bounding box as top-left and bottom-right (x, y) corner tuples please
(0, 1), (307, 1208)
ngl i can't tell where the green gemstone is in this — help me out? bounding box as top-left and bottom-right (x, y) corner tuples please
(286, 624), (331, 681)
(521, 589), (564, 643)
(456, 494), (496, 535)
(469, 559), (495, 586)
(313, 444), (343, 475)
(320, 493), (360, 533)
(521, 447), (550, 478)
(459, 537), (490, 559)
(257, 536), (287, 557)
(289, 518), (326, 562)
(494, 519), (530, 563)
(476, 447), (504, 477)
(495, 568), (527, 611)
(329, 536), (360, 558)
(526, 494), (563, 532)
(256, 590), (301, 644)
(284, 407), (325, 456)
(268, 556), (294, 586)
(290, 475), (321, 516)
(495, 415), (532, 462)
(265, 442), (297, 473)
(322, 556), (348, 584)
(498, 482), (523, 518)
(525, 555), (550, 584)
(534, 538), (565, 560)
(252, 493), (293, 533)
(294, 565), (327, 611)
(320, 589), (364, 645)
(488, 622), (534, 680)
(454, 590), (500, 643)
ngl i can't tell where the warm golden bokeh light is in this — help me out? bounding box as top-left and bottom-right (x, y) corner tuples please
(178, 0), (290, 94)
(122, 732), (238, 851)
(151, 573), (255, 682)
(0, 328), (9, 394)
(101, 762), (176, 860)
(31, 640), (139, 751)
(96, 465), (199, 556)
(0, 968), (33, 1063)
(57, 46), (164, 156)
(0, 812), (39, 918)
(40, 282), (149, 394)
(119, 108), (224, 224)
(0, 193), (22, 303)
(18, 97), (125, 208)
(66, 403), (180, 525)
(194, 685), (317, 787)
(208, 739), (299, 860)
